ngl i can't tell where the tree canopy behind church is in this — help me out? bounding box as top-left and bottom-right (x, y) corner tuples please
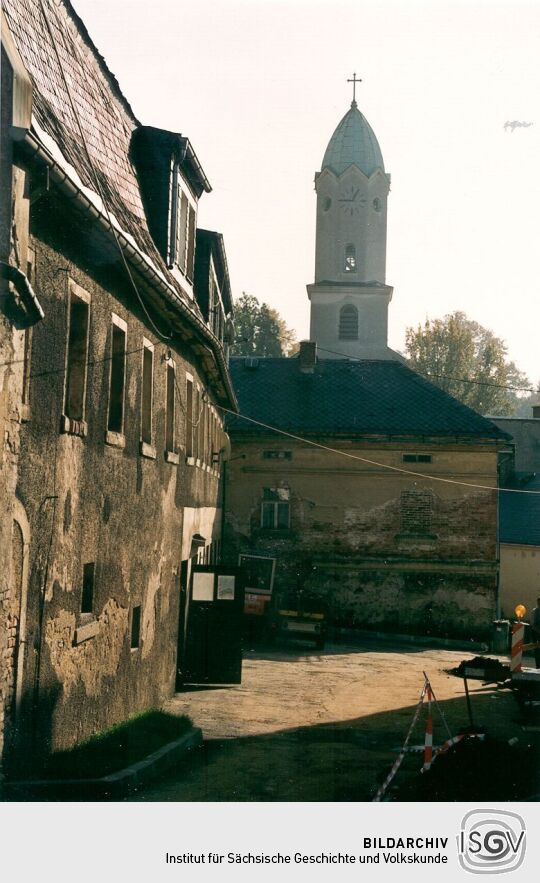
(232, 293), (298, 357)
(405, 311), (532, 416)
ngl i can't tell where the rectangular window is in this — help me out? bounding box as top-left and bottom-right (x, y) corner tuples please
(65, 285), (90, 421)
(108, 316), (127, 434)
(261, 488), (290, 529)
(194, 387), (201, 460)
(81, 562), (95, 614)
(198, 393), (206, 464)
(186, 376), (194, 458)
(177, 190), (189, 271)
(131, 605), (141, 649)
(263, 451), (292, 460)
(166, 361), (176, 453)
(402, 454), (432, 464)
(186, 204), (196, 281)
(141, 340), (154, 445)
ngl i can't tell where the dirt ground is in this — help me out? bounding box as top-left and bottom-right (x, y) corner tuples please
(131, 637), (540, 802)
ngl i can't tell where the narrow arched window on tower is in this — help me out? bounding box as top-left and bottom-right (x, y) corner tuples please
(339, 305), (358, 340)
(344, 244), (357, 273)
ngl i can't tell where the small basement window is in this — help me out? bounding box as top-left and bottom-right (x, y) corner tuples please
(81, 562), (95, 614)
(108, 316), (127, 434)
(65, 285), (90, 421)
(402, 454), (432, 463)
(141, 340), (154, 445)
(131, 605), (141, 649)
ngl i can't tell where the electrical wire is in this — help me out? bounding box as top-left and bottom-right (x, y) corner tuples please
(0, 346), (145, 382)
(315, 346), (535, 394)
(216, 403), (540, 496)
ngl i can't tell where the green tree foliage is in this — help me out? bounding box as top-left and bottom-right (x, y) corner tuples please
(231, 293), (298, 357)
(405, 311), (532, 416)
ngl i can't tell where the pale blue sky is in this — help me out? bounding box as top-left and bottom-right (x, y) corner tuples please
(72, 0), (540, 383)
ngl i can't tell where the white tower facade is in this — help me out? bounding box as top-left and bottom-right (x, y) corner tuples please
(307, 96), (396, 360)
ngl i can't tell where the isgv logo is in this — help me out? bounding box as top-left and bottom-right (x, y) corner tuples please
(458, 810), (526, 874)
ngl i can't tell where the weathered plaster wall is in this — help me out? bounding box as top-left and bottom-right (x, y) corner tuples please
(0, 47), (29, 765)
(11, 190), (225, 762)
(225, 436), (500, 638)
(500, 543), (540, 620)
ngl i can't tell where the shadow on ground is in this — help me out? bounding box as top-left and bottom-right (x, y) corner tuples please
(128, 687), (540, 803)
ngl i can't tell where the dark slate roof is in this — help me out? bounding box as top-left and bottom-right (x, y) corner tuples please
(499, 474), (540, 546)
(2, 0), (203, 291)
(228, 357), (511, 439)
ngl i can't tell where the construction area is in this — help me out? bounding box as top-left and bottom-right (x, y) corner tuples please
(131, 633), (540, 803)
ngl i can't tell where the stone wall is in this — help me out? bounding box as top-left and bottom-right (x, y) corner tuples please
(0, 46), (29, 766)
(7, 178), (226, 768)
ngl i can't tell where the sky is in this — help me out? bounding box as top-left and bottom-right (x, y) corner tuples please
(71, 0), (540, 383)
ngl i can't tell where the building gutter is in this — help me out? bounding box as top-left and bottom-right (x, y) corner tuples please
(15, 127), (237, 409)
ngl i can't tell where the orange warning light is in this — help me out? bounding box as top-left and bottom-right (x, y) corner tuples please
(515, 604), (527, 620)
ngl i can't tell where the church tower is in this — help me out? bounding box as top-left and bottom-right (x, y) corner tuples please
(307, 80), (395, 359)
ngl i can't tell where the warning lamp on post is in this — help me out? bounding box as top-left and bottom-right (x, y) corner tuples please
(515, 604), (527, 621)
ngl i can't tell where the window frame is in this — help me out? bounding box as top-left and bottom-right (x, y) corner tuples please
(165, 357), (179, 463)
(106, 313), (127, 447)
(62, 280), (91, 435)
(169, 163), (197, 283)
(140, 337), (156, 459)
(186, 373), (194, 463)
(344, 243), (357, 273)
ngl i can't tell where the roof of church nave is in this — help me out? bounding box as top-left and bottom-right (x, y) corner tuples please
(322, 101), (385, 177)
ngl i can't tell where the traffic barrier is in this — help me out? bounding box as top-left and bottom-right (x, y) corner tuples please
(511, 621), (525, 673)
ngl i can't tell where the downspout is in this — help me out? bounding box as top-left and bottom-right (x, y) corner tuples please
(0, 261), (44, 324)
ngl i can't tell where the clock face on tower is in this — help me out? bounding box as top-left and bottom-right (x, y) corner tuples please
(338, 186), (366, 215)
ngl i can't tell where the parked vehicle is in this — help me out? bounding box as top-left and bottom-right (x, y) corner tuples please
(269, 590), (327, 649)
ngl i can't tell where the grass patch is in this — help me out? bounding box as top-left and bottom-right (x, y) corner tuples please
(39, 710), (193, 780)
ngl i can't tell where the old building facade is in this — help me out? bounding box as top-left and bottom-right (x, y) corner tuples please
(225, 94), (509, 639)
(1, 0), (235, 769)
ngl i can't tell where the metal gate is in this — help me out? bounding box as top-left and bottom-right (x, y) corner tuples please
(180, 565), (245, 685)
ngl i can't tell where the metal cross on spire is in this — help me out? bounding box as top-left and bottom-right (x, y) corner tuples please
(347, 72), (362, 107)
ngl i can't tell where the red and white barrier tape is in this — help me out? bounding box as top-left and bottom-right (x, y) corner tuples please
(372, 680), (428, 802)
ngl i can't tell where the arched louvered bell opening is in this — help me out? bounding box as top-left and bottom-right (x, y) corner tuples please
(338, 304), (358, 340)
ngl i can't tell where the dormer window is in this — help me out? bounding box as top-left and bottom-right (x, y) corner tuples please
(170, 165), (196, 281)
